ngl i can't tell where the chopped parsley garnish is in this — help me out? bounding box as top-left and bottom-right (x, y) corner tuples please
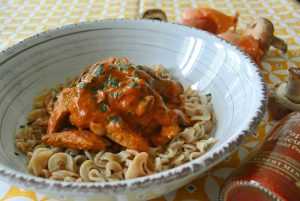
(107, 75), (119, 87)
(110, 78), (119, 87)
(99, 102), (108, 112)
(109, 115), (121, 123)
(111, 91), (121, 99)
(77, 82), (87, 89)
(92, 64), (104, 77)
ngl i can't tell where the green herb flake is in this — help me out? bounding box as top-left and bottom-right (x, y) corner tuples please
(107, 75), (119, 87)
(111, 91), (121, 99)
(110, 115), (121, 123)
(111, 78), (119, 87)
(19, 125), (25, 129)
(93, 64), (104, 77)
(99, 102), (108, 112)
(77, 82), (87, 89)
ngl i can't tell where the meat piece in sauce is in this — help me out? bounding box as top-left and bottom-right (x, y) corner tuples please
(151, 124), (181, 146)
(106, 116), (149, 151)
(42, 130), (106, 151)
(45, 57), (190, 151)
(47, 88), (74, 134)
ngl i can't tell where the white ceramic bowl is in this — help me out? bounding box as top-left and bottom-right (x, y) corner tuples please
(0, 19), (266, 201)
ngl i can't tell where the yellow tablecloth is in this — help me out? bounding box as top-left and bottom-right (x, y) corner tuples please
(0, 0), (300, 200)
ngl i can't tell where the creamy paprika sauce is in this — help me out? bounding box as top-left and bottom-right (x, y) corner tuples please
(43, 57), (191, 152)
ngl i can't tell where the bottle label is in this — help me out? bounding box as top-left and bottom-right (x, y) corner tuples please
(274, 129), (300, 154)
(252, 114), (300, 189)
(249, 151), (300, 182)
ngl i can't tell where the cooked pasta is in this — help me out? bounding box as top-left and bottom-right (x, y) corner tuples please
(16, 59), (216, 182)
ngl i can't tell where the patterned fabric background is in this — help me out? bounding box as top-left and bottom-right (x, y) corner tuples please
(0, 0), (300, 200)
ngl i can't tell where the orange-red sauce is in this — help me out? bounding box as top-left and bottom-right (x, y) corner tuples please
(44, 58), (190, 151)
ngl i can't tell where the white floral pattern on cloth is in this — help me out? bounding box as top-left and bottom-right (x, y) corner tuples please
(0, 0), (300, 200)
